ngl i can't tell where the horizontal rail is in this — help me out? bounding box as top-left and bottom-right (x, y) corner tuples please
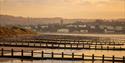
(0, 48), (124, 63)
(0, 41), (125, 50)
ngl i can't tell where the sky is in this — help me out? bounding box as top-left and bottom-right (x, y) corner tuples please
(0, 0), (125, 19)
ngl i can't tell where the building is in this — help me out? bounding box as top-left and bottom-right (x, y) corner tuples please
(57, 28), (69, 33)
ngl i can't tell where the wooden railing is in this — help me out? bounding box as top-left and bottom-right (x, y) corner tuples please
(0, 48), (124, 63)
(0, 40), (125, 50)
(1, 39), (124, 45)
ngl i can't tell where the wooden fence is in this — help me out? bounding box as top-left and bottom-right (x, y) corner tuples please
(0, 41), (125, 50)
(1, 39), (124, 45)
(0, 48), (124, 63)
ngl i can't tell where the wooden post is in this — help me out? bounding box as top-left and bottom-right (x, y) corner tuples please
(77, 44), (78, 48)
(112, 56), (115, 63)
(71, 44), (72, 48)
(72, 53), (74, 60)
(123, 56), (125, 63)
(11, 49), (14, 56)
(28, 42), (29, 46)
(113, 46), (115, 50)
(101, 46), (103, 49)
(83, 44), (84, 49)
(120, 47), (121, 50)
(89, 45), (90, 49)
(82, 53), (84, 60)
(107, 46), (109, 50)
(58, 44), (59, 47)
(95, 45), (97, 50)
(64, 43), (66, 48)
(92, 54), (94, 62)
(31, 50), (33, 57)
(1, 48), (3, 56)
(21, 50), (23, 57)
(39, 42), (41, 47)
(102, 55), (104, 63)
(34, 43), (35, 47)
(41, 51), (44, 59)
(46, 42), (48, 47)
(52, 52), (54, 59)
(62, 52), (64, 59)
(52, 43), (54, 48)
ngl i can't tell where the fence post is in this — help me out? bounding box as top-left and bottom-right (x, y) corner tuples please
(82, 53), (84, 60)
(101, 46), (103, 50)
(107, 46), (109, 50)
(95, 45), (97, 50)
(113, 46), (115, 50)
(31, 50), (33, 57)
(11, 49), (14, 56)
(92, 54), (94, 62)
(62, 52), (64, 59)
(28, 42), (29, 46)
(72, 53), (74, 60)
(52, 43), (54, 48)
(71, 44), (72, 48)
(34, 43), (35, 47)
(112, 56), (115, 63)
(21, 50), (23, 57)
(41, 51), (44, 59)
(52, 52), (54, 59)
(64, 43), (66, 48)
(46, 42), (48, 47)
(102, 55), (104, 63)
(83, 44), (84, 49)
(123, 56), (125, 63)
(40, 42), (41, 47)
(89, 45), (90, 49)
(77, 44), (78, 48)
(1, 48), (3, 56)
(58, 44), (60, 47)
(120, 47), (121, 50)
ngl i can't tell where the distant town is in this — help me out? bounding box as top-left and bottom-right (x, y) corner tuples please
(0, 15), (125, 34)
(20, 20), (125, 34)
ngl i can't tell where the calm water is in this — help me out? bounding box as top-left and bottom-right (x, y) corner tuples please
(0, 33), (125, 63)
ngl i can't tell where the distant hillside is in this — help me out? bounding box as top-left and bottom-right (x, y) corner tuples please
(0, 15), (62, 25)
(0, 26), (36, 37)
(0, 14), (125, 25)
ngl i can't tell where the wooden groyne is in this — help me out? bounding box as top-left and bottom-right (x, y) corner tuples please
(2, 39), (124, 45)
(0, 48), (124, 63)
(0, 40), (125, 50)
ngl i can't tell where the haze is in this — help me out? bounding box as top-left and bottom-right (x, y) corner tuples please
(0, 0), (125, 19)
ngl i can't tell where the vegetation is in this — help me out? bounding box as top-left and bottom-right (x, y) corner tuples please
(0, 25), (36, 37)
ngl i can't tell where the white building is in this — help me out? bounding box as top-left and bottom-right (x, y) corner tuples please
(104, 29), (115, 33)
(40, 26), (48, 28)
(90, 25), (95, 29)
(115, 26), (123, 30)
(80, 30), (88, 33)
(106, 26), (114, 30)
(57, 28), (69, 33)
(78, 25), (87, 28)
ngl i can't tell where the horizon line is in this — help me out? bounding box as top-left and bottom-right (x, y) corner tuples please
(0, 14), (125, 20)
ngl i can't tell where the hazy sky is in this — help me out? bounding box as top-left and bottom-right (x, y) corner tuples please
(0, 0), (125, 19)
